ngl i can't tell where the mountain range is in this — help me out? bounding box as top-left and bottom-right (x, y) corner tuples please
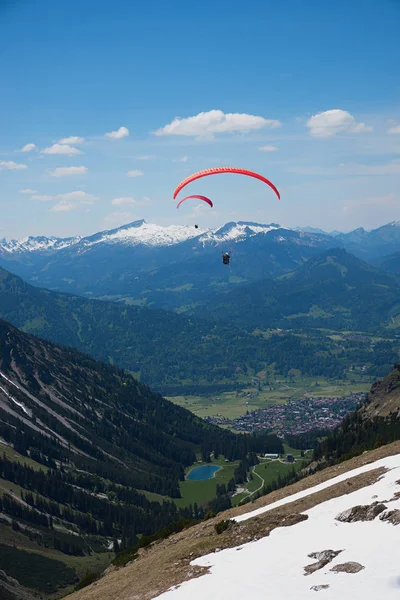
(0, 266), (323, 391)
(1, 246), (399, 395)
(2, 219), (400, 310)
(190, 248), (400, 332)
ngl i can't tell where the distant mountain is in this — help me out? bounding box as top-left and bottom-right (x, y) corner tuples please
(2, 266), (355, 391)
(374, 250), (400, 275)
(3, 219), (400, 311)
(0, 220), (337, 309)
(337, 221), (400, 260)
(191, 248), (400, 332)
(295, 226), (330, 235)
(0, 266), (280, 391)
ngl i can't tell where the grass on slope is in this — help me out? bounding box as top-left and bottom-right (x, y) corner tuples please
(232, 458), (308, 505)
(0, 442), (47, 472)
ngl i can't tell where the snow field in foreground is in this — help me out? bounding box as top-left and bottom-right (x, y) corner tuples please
(155, 453), (400, 600)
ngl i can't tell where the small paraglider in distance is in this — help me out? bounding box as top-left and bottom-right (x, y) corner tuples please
(222, 252), (231, 265)
(176, 195), (213, 209)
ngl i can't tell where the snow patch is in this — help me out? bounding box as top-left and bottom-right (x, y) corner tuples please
(155, 453), (400, 600)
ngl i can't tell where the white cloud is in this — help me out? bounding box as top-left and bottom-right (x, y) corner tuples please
(48, 166), (87, 177)
(105, 126), (129, 140)
(111, 197), (138, 206)
(41, 144), (83, 156)
(388, 124), (400, 135)
(103, 211), (135, 226)
(173, 156), (188, 162)
(342, 193), (400, 215)
(126, 169), (143, 177)
(0, 160), (27, 170)
(306, 109), (373, 138)
(136, 155), (155, 160)
(347, 160), (400, 175)
(259, 145), (278, 152)
(19, 188), (37, 194)
(58, 136), (84, 145)
(287, 159), (400, 176)
(20, 143), (36, 153)
(154, 109), (281, 138)
(51, 202), (74, 212)
(32, 190), (98, 203)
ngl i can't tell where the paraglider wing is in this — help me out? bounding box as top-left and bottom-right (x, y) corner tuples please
(173, 167), (280, 201)
(176, 194), (213, 209)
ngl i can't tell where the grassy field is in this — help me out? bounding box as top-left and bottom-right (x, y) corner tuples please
(175, 458), (240, 508)
(166, 375), (372, 420)
(232, 456), (308, 506)
(0, 442), (47, 471)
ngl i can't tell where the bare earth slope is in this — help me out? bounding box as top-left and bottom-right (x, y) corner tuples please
(66, 441), (400, 600)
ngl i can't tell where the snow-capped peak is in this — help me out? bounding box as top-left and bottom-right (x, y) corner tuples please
(0, 234), (81, 254)
(80, 220), (209, 248)
(199, 221), (282, 245)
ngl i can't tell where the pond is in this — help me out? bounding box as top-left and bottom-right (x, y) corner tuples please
(186, 465), (221, 481)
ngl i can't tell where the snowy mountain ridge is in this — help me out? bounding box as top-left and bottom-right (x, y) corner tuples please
(0, 220), (286, 254)
(0, 234), (82, 254)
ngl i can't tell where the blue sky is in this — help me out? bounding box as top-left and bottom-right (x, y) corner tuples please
(1, 0), (399, 239)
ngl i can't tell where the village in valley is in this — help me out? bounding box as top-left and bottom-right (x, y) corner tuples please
(205, 392), (366, 435)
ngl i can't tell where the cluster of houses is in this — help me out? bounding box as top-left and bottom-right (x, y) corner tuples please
(205, 392), (366, 435)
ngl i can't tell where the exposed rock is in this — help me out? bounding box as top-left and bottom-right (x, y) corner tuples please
(310, 585), (330, 591)
(0, 569), (37, 600)
(379, 509), (400, 525)
(335, 502), (386, 523)
(304, 550), (343, 575)
(331, 562), (365, 574)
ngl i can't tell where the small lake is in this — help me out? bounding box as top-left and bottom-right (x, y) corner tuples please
(186, 465), (221, 481)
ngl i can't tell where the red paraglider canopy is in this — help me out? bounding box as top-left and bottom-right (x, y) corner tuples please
(173, 167), (280, 201)
(176, 195), (213, 209)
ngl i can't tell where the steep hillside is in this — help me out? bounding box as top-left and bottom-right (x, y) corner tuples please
(314, 365), (400, 463)
(362, 363), (400, 418)
(0, 319), (258, 598)
(191, 248), (400, 332)
(65, 442), (400, 600)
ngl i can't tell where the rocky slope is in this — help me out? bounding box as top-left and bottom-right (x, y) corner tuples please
(362, 363), (400, 418)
